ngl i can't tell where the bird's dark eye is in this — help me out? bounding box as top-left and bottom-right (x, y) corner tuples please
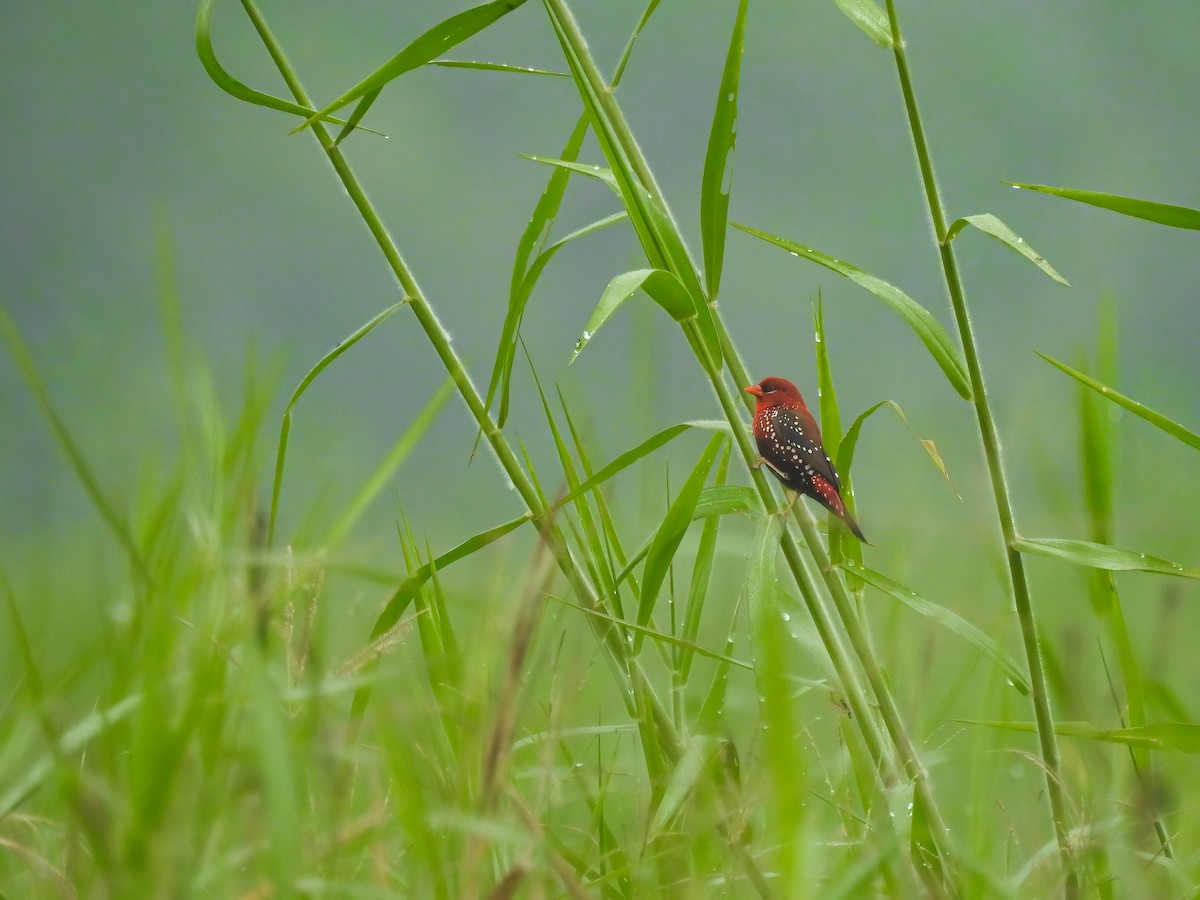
(761, 383), (775, 394)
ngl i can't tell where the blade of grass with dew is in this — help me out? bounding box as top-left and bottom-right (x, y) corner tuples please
(0, 307), (152, 585)
(635, 434), (726, 650)
(320, 378), (453, 547)
(945, 213), (1069, 285)
(842, 561), (1031, 695)
(266, 302), (404, 549)
(1013, 538), (1200, 579)
(571, 268), (719, 365)
(546, 594), (752, 671)
(963, 720), (1200, 754)
(1003, 183), (1200, 230)
(833, 0), (893, 47)
(1037, 352), (1200, 451)
(430, 60), (567, 76)
(699, 0), (747, 302)
(195, 0), (384, 134)
(291, 0), (531, 137)
(733, 221), (972, 399)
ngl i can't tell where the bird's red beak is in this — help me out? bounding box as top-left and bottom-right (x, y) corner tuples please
(745, 384), (762, 397)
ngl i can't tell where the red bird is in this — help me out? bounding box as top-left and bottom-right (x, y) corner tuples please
(746, 376), (866, 542)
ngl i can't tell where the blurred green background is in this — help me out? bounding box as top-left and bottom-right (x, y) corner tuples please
(2, 0), (1197, 616)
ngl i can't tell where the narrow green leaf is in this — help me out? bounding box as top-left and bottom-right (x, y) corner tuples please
(843, 562), (1031, 695)
(813, 295), (860, 566)
(963, 719), (1200, 754)
(523, 155), (620, 195)
(1013, 538), (1200, 580)
(429, 59), (568, 77)
(1037, 352), (1200, 451)
(733, 221), (971, 399)
(833, 0), (894, 47)
(294, 0), (530, 134)
(321, 378), (453, 547)
(571, 268), (693, 361)
(268, 302), (405, 549)
(945, 213), (1069, 285)
(0, 307), (151, 584)
(700, 0), (747, 302)
(679, 448), (734, 684)
(369, 513), (532, 640)
(1004, 182), (1200, 230)
(546, 594), (752, 671)
(837, 399), (956, 497)
(636, 434), (726, 645)
(195, 0), (382, 134)
(648, 735), (721, 841)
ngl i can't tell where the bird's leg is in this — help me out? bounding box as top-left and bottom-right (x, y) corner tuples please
(778, 490), (799, 521)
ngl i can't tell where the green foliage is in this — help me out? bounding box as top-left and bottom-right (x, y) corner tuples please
(3, 1), (1197, 896)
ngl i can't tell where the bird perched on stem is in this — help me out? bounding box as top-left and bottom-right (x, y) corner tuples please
(745, 376), (866, 542)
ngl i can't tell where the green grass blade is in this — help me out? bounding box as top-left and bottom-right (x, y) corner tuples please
(635, 434), (726, 648)
(429, 59), (568, 77)
(523, 155), (621, 195)
(267, 302), (405, 549)
(369, 513), (532, 639)
(546, 594), (752, 671)
(813, 295), (861, 566)
(0, 307), (151, 585)
(572, 269), (694, 361)
(964, 719), (1200, 754)
(1037, 352), (1200, 451)
(699, 0), (747, 302)
(485, 116), (590, 428)
(1003, 182), (1200, 230)
(294, 0), (530, 133)
(648, 735), (721, 842)
(833, 0), (894, 47)
(679, 447), (734, 684)
(843, 561), (1031, 695)
(249, 660), (301, 895)
(836, 399), (955, 496)
(733, 221), (972, 399)
(321, 378), (453, 547)
(195, 0), (381, 133)
(945, 213), (1069, 285)
(1013, 538), (1200, 579)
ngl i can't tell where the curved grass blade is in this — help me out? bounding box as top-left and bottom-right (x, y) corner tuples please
(430, 60), (567, 77)
(837, 399), (956, 498)
(571, 268), (694, 361)
(962, 719), (1200, 754)
(0, 307), (151, 585)
(294, 0), (530, 135)
(1013, 538), (1200, 580)
(813, 294), (861, 565)
(833, 0), (894, 47)
(195, 0), (381, 134)
(320, 378), (453, 547)
(635, 434), (726, 648)
(524, 155), (620, 195)
(488, 211), (626, 426)
(700, 0), (747, 302)
(546, 594), (752, 671)
(945, 214), (1069, 285)
(267, 302), (405, 549)
(649, 735), (722, 842)
(843, 561), (1031, 695)
(733, 221), (971, 399)
(1037, 352), (1200, 451)
(1004, 183), (1200, 230)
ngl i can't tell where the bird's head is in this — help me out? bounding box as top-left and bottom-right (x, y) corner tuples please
(745, 376), (808, 410)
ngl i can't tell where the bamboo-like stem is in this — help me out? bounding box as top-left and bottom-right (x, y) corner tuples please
(883, 0), (1075, 891)
(237, 0), (687, 755)
(539, 1), (957, 884)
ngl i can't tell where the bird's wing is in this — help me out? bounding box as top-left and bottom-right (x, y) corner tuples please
(774, 408), (842, 491)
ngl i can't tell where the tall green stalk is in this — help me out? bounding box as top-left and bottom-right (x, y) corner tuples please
(541, 0), (957, 885)
(884, 0), (1075, 890)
